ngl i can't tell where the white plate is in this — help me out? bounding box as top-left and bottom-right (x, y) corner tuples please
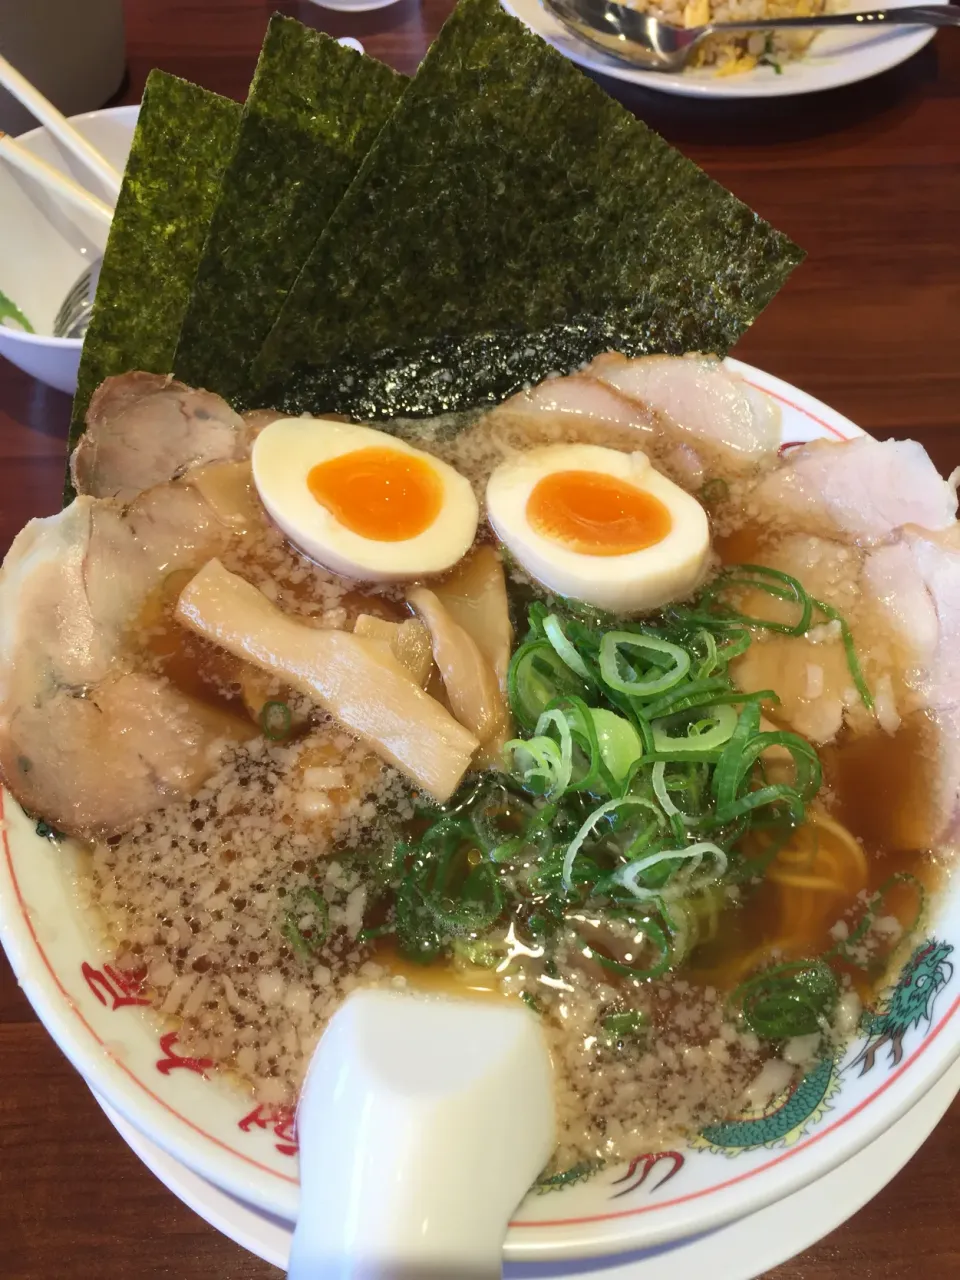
(95, 1054), (960, 1277)
(501, 0), (945, 97)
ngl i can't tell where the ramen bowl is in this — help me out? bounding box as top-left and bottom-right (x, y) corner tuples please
(1, 361), (958, 1263)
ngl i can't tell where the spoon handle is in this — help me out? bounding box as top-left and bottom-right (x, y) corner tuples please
(288, 992), (554, 1280)
(707, 5), (960, 31)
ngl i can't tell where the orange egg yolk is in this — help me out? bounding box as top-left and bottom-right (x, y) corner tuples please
(307, 447), (443, 542)
(526, 469), (672, 556)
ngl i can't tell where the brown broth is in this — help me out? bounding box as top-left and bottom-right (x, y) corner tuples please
(822, 716), (940, 855)
(128, 443), (942, 1029)
(131, 523), (405, 724)
(379, 944), (508, 1001)
(135, 568), (248, 716)
(681, 519), (942, 1000)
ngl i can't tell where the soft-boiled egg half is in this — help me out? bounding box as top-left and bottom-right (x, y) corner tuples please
(252, 418), (479, 581)
(485, 443), (709, 613)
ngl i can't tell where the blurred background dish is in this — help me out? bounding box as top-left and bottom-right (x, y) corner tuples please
(0, 106), (136, 394)
(306, 0), (404, 12)
(502, 0), (948, 95)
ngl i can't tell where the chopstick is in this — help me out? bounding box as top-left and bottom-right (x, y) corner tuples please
(0, 53), (122, 200)
(0, 131), (114, 227)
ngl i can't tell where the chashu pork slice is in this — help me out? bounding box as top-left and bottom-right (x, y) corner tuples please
(863, 528), (960, 848)
(71, 371), (248, 501)
(499, 372), (659, 434)
(487, 356), (773, 489)
(730, 436), (958, 845)
(752, 436), (957, 546)
(729, 533), (868, 746)
(585, 352), (781, 468)
(729, 514), (960, 852)
(0, 482), (245, 839)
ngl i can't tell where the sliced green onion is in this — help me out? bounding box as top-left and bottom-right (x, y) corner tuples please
(711, 704), (820, 824)
(508, 640), (589, 730)
(590, 708), (643, 786)
(732, 959), (839, 1040)
(260, 699), (292, 741)
(652, 704), (739, 754)
(562, 796), (664, 891)
(543, 614), (592, 680)
(599, 632), (691, 698)
(686, 566), (871, 709)
(503, 735), (564, 795)
(357, 922), (394, 944)
(438, 861), (504, 934)
(642, 676), (730, 720)
(828, 872), (924, 965)
(651, 761), (686, 822)
(558, 695), (605, 794)
(602, 1010), (648, 1041)
(394, 875), (445, 963)
(535, 708), (574, 796)
(413, 577), (838, 986)
(282, 887), (329, 957)
(713, 701), (761, 806)
(811, 597), (874, 712)
(693, 565), (814, 636)
(504, 698), (609, 799)
(660, 892), (725, 966)
(438, 773), (489, 818)
(699, 478), (729, 506)
(716, 628), (753, 662)
(611, 842), (728, 903)
(469, 783), (534, 858)
(693, 628), (720, 679)
(521, 990), (544, 1015)
(452, 937), (503, 967)
(649, 760), (710, 828)
(392, 818), (505, 959)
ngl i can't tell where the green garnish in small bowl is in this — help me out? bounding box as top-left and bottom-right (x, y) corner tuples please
(0, 287), (35, 334)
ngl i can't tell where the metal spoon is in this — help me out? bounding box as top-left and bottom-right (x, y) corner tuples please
(542, 0), (960, 71)
(53, 257), (102, 339)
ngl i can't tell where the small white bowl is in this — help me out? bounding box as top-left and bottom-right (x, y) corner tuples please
(307, 0), (400, 12)
(0, 104), (138, 395)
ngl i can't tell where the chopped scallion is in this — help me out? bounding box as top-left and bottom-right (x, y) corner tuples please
(282, 887), (330, 958)
(260, 699), (293, 741)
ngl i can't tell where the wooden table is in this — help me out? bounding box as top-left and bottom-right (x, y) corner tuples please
(2, 1), (959, 1275)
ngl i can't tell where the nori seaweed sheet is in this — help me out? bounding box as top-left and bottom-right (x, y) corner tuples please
(173, 15), (405, 402)
(67, 72), (241, 473)
(255, 303), (717, 421)
(248, 0), (803, 417)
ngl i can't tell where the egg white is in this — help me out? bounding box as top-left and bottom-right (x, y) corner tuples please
(252, 418), (479, 582)
(485, 443), (710, 613)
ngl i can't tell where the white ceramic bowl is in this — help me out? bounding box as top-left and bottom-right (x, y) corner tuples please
(307, 0), (400, 12)
(0, 105), (138, 394)
(1, 362), (958, 1263)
